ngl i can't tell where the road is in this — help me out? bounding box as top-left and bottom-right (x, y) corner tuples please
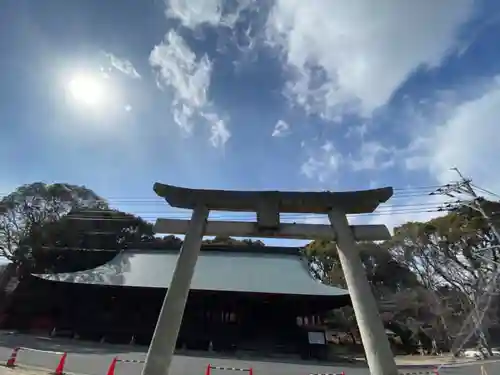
(0, 333), (497, 375)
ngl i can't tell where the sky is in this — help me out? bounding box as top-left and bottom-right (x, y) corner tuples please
(2, 0), (500, 246)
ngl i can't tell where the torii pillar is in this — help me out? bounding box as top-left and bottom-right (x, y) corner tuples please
(142, 184), (399, 375)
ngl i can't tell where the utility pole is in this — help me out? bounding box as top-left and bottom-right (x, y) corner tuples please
(432, 168), (500, 246)
(450, 167), (500, 244)
(432, 167), (500, 357)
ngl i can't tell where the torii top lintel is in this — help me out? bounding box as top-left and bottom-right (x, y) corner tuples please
(153, 183), (393, 215)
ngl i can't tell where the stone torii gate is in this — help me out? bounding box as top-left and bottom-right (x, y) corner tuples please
(142, 183), (399, 375)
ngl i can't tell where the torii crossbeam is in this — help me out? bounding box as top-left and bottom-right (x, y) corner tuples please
(142, 183), (399, 375)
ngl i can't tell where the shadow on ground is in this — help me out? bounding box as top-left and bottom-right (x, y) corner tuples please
(3, 332), (491, 372)
(0, 333), (137, 355)
(0, 332), (361, 368)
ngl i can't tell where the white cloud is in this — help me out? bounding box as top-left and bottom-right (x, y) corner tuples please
(407, 77), (500, 195)
(149, 30), (230, 147)
(149, 30), (211, 124)
(266, 0), (475, 120)
(202, 112), (231, 148)
(325, 77), (500, 230)
(271, 119), (290, 137)
(349, 141), (395, 171)
(167, 0), (223, 29)
(301, 141), (342, 183)
(345, 123), (368, 139)
(166, 0), (254, 29)
(105, 53), (141, 79)
(300, 138), (396, 183)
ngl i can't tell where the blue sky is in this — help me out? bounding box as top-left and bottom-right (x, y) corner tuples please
(2, 0), (500, 239)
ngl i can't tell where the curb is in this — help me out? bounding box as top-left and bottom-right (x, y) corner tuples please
(397, 358), (500, 369)
(2, 364), (85, 375)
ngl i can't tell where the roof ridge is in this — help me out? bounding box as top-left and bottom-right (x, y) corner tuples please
(121, 245), (303, 256)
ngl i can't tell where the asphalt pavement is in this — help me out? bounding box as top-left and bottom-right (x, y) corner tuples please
(0, 333), (497, 375)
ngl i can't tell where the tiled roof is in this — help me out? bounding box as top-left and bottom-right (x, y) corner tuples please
(34, 247), (348, 296)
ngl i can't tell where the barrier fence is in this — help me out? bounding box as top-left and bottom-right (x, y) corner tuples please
(5, 346), (67, 375)
(106, 357), (146, 375)
(107, 360), (351, 375)
(3, 347), (449, 375)
(206, 364), (253, 375)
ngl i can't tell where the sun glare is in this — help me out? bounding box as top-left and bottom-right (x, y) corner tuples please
(68, 73), (105, 107)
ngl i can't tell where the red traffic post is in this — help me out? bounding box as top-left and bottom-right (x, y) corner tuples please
(54, 352), (67, 375)
(107, 357), (118, 375)
(6, 347), (20, 367)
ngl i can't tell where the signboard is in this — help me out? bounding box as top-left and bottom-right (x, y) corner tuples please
(308, 331), (326, 345)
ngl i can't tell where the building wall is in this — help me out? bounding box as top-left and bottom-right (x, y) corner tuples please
(3, 276), (345, 358)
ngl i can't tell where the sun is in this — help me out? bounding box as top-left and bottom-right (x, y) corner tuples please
(67, 73), (105, 107)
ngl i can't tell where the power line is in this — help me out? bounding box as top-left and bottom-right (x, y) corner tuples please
(58, 207), (445, 223)
(392, 184), (451, 192)
(0, 183), (460, 226)
(7, 197), (452, 222)
(0, 183), (457, 202)
(471, 183), (500, 200)
(76, 201), (451, 214)
(450, 168), (500, 244)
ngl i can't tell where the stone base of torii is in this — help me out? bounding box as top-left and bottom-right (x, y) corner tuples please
(141, 183), (399, 375)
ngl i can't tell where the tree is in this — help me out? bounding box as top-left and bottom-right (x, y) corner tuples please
(303, 239), (345, 287)
(202, 236), (265, 247)
(25, 208), (155, 273)
(388, 210), (500, 354)
(145, 235), (183, 250)
(0, 182), (107, 268)
(304, 239), (424, 350)
(303, 240), (419, 294)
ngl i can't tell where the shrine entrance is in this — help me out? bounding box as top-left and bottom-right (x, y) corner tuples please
(141, 183), (399, 375)
(238, 299), (287, 351)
